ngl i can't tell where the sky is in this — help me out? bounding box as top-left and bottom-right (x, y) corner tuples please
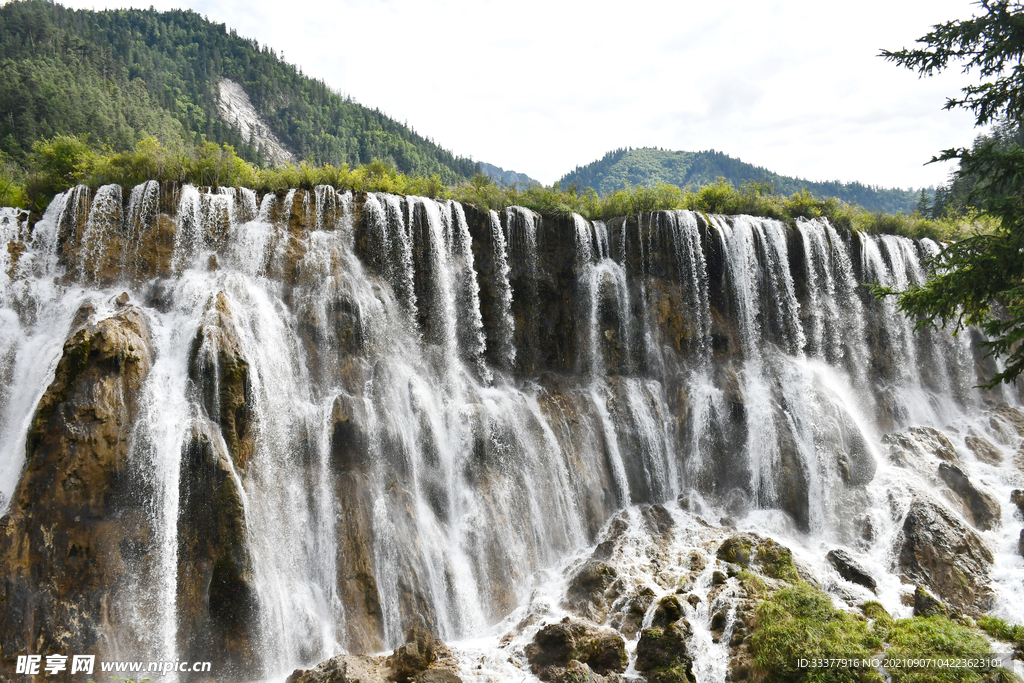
(59, 0), (986, 188)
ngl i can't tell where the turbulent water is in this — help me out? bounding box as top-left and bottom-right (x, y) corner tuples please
(1, 186), (1023, 682)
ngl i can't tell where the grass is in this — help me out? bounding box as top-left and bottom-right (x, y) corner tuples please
(751, 583), (1017, 683)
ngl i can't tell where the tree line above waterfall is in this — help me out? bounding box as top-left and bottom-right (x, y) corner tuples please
(558, 147), (930, 216)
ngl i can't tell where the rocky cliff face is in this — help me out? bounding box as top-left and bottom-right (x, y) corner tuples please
(0, 303), (153, 663)
(0, 185), (1022, 682)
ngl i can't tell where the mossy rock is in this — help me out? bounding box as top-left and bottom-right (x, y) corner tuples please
(636, 622), (693, 681)
(717, 535), (755, 567)
(755, 538), (799, 583)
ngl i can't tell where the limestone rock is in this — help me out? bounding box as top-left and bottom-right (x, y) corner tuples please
(937, 463), (1001, 531)
(292, 654), (390, 683)
(564, 559), (617, 622)
(965, 435), (1003, 465)
(635, 621), (694, 683)
(992, 404), (1024, 437)
(0, 306), (153, 662)
(897, 498), (993, 615)
(826, 549), (877, 593)
(189, 291), (254, 470)
(525, 619), (627, 681)
(176, 429), (257, 673)
(389, 627), (437, 683)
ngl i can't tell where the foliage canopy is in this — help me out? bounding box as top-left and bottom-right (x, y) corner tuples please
(882, 0), (1024, 385)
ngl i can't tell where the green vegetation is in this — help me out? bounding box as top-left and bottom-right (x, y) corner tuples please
(4, 136), (986, 247)
(881, 0), (1024, 385)
(751, 584), (1012, 683)
(558, 147), (929, 215)
(977, 616), (1024, 654)
(752, 583), (883, 682)
(0, 0), (478, 179)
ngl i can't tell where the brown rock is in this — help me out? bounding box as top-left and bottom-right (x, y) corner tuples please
(525, 620), (627, 680)
(389, 627), (437, 683)
(651, 595), (684, 628)
(0, 307), (153, 662)
(189, 291), (254, 470)
(414, 671), (463, 683)
(295, 654), (390, 683)
(937, 463), (1001, 531)
(897, 498), (993, 615)
(965, 435), (1003, 465)
(564, 559), (617, 622)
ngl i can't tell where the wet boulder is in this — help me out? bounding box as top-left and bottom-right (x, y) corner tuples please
(388, 627), (437, 683)
(0, 307), (153, 662)
(826, 549), (876, 593)
(965, 435), (1003, 465)
(937, 463), (1001, 531)
(897, 498), (993, 615)
(1011, 490), (1024, 517)
(564, 559), (618, 622)
(290, 654), (390, 683)
(635, 619), (694, 683)
(525, 619), (627, 681)
(650, 595), (684, 628)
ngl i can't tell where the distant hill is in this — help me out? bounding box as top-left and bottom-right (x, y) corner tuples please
(478, 162), (540, 189)
(0, 0), (479, 181)
(559, 148), (929, 215)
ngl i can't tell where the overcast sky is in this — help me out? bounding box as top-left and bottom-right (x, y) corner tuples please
(60, 0), (985, 188)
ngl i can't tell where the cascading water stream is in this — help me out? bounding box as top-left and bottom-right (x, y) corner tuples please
(1, 186), (1023, 683)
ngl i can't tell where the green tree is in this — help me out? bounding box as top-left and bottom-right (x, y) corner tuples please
(881, 0), (1024, 385)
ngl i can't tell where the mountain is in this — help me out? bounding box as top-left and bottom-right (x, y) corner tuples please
(0, 0), (479, 181)
(559, 147), (929, 214)
(478, 161), (540, 188)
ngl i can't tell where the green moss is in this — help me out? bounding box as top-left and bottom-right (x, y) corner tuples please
(717, 536), (753, 566)
(880, 615), (1004, 683)
(737, 569), (768, 598)
(751, 583), (883, 683)
(752, 584), (1012, 683)
(756, 538), (800, 583)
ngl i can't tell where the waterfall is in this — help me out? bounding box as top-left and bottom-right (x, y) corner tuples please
(1, 187), (1022, 682)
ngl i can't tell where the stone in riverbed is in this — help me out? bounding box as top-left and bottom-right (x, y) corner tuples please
(937, 463), (1001, 531)
(965, 435), (1003, 465)
(525, 619), (627, 681)
(826, 549), (877, 593)
(897, 498), (993, 615)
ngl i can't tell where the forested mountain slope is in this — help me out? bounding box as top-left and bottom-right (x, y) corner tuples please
(559, 147), (927, 214)
(0, 0), (479, 180)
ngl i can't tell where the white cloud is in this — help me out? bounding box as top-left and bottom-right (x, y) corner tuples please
(60, 0), (983, 188)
